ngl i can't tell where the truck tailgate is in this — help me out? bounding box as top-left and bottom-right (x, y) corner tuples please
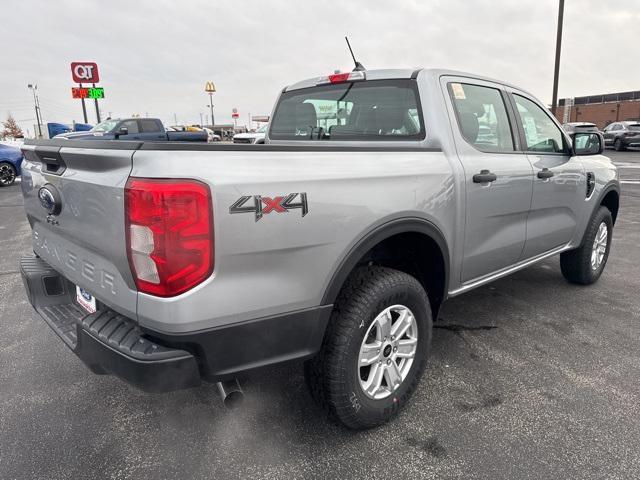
(21, 142), (140, 319)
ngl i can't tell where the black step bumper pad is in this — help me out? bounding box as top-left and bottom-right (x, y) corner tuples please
(20, 255), (200, 392)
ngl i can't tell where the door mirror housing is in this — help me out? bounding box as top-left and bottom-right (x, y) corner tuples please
(571, 132), (603, 156)
(114, 126), (128, 138)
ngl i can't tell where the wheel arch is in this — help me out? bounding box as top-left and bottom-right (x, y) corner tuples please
(321, 218), (450, 320)
(599, 183), (620, 225)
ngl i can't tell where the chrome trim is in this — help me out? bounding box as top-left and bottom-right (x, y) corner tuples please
(448, 245), (569, 297)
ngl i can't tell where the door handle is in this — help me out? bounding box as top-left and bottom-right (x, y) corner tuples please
(537, 168), (554, 179)
(473, 170), (497, 183)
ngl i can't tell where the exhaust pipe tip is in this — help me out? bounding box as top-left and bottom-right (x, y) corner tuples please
(216, 379), (244, 409)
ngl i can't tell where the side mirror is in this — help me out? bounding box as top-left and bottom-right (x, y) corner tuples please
(114, 126), (128, 138)
(571, 131), (603, 156)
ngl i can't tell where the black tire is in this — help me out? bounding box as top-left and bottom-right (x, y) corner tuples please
(0, 162), (16, 187)
(304, 266), (432, 430)
(560, 206), (613, 285)
(614, 138), (626, 151)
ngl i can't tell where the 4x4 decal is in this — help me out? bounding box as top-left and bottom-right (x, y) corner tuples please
(229, 193), (308, 222)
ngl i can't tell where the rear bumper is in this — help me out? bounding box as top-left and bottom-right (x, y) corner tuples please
(617, 136), (640, 147)
(20, 255), (200, 392)
(20, 255), (332, 392)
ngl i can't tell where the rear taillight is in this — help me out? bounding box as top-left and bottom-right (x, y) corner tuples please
(125, 178), (213, 297)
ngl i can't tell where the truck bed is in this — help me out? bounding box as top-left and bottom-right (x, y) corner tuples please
(20, 137), (450, 334)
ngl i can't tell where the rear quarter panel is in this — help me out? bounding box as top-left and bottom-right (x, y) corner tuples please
(131, 148), (457, 333)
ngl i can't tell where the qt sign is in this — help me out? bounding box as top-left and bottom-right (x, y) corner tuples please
(71, 62), (100, 83)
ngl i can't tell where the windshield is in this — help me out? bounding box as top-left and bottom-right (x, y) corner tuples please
(269, 79), (424, 141)
(256, 124), (268, 133)
(90, 119), (119, 132)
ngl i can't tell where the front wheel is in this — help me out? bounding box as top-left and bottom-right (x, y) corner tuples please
(614, 138), (626, 151)
(304, 266), (432, 429)
(0, 162), (16, 187)
(560, 206), (613, 285)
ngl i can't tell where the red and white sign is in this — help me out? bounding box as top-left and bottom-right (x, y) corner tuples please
(71, 62), (100, 83)
(231, 108), (239, 119)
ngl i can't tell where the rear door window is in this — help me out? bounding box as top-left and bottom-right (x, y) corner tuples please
(140, 119), (162, 133)
(448, 82), (515, 152)
(269, 79), (424, 141)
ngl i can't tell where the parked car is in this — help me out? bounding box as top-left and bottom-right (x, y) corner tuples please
(55, 118), (207, 142)
(203, 127), (222, 142)
(562, 122), (599, 134)
(603, 121), (640, 150)
(0, 143), (23, 186)
(20, 68), (619, 429)
(233, 123), (268, 144)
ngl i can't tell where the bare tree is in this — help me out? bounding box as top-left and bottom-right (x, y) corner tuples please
(1, 114), (24, 139)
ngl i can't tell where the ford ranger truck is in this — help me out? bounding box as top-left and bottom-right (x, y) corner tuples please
(19, 69), (620, 429)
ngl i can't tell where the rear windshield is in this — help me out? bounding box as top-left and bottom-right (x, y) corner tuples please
(269, 79), (424, 141)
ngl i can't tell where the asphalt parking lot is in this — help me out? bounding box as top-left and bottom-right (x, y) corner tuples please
(1, 150), (639, 480)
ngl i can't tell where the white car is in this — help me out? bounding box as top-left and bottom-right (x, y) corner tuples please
(233, 124), (267, 144)
(203, 128), (221, 143)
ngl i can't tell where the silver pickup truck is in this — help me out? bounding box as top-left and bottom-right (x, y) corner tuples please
(20, 68), (619, 429)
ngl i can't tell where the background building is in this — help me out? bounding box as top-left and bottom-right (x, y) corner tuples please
(555, 90), (640, 128)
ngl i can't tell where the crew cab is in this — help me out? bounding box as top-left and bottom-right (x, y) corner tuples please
(20, 68), (619, 429)
(55, 118), (208, 142)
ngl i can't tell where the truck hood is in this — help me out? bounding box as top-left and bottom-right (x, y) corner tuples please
(55, 131), (112, 140)
(234, 132), (265, 140)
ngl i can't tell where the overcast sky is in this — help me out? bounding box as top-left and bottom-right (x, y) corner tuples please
(3, 0), (639, 135)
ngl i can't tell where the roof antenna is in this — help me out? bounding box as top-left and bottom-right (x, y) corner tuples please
(345, 36), (366, 72)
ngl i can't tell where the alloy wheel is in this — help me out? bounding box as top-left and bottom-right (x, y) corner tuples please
(0, 163), (16, 186)
(591, 221), (608, 270)
(357, 305), (418, 400)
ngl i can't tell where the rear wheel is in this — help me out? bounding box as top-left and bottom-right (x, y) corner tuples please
(304, 266), (432, 429)
(0, 162), (16, 187)
(614, 138), (626, 151)
(560, 206), (613, 285)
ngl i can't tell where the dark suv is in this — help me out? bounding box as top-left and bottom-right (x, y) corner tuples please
(603, 121), (640, 151)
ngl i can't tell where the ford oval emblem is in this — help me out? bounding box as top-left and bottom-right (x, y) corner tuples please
(38, 184), (62, 215)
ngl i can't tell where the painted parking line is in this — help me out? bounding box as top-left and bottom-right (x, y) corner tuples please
(614, 163), (640, 168)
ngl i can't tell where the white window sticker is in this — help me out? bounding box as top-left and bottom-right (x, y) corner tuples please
(451, 83), (466, 100)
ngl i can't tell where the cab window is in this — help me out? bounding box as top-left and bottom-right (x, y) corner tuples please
(120, 120), (139, 134)
(513, 95), (567, 154)
(448, 83), (515, 153)
(270, 79), (424, 141)
(140, 119), (161, 133)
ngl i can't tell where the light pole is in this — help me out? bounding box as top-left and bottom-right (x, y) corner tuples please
(27, 84), (43, 138)
(551, 0), (565, 115)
